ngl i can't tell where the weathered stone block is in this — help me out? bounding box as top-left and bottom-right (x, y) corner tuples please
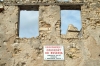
(68, 24), (79, 32)
(39, 28), (49, 30)
(66, 32), (79, 38)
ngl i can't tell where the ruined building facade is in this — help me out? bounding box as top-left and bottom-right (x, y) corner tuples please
(0, 0), (100, 66)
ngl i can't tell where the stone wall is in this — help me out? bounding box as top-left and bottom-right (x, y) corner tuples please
(0, 0), (100, 66)
(81, 1), (100, 66)
(3, 0), (83, 4)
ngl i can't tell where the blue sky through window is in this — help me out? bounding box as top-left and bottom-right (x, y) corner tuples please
(19, 10), (82, 38)
(19, 10), (39, 38)
(61, 10), (82, 34)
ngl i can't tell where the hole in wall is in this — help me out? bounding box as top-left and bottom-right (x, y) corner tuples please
(99, 54), (100, 57)
(19, 10), (39, 38)
(61, 10), (82, 34)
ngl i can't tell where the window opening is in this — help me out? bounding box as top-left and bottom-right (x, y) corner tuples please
(61, 10), (82, 34)
(19, 10), (39, 38)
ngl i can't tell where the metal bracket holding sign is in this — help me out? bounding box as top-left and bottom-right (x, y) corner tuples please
(44, 45), (64, 60)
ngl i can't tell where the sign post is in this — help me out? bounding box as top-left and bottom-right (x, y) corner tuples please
(44, 45), (64, 60)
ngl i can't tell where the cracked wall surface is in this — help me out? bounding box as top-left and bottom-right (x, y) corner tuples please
(0, 0), (100, 66)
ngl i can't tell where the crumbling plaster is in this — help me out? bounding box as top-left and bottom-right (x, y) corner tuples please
(0, 0), (100, 66)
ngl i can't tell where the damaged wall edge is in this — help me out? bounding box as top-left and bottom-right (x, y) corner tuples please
(0, 2), (4, 12)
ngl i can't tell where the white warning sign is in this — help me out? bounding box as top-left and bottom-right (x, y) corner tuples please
(44, 45), (64, 60)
